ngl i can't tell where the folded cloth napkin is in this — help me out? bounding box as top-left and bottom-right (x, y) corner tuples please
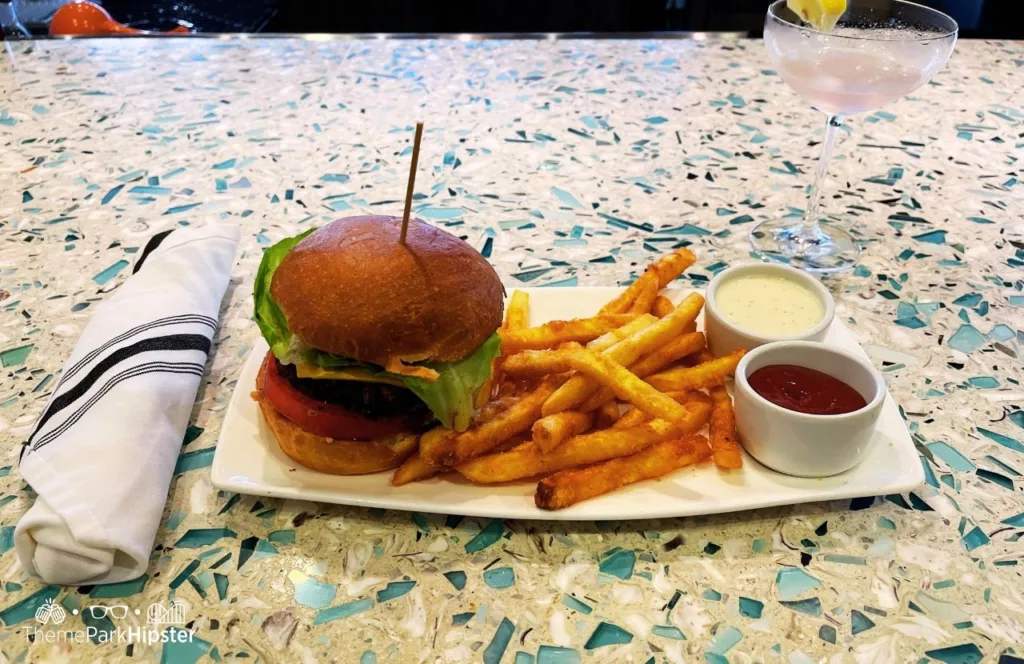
(15, 224), (240, 585)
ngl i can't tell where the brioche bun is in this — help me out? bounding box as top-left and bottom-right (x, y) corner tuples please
(271, 215), (504, 370)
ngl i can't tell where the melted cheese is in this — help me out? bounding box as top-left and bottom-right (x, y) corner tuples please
(294, 362), (404, 386)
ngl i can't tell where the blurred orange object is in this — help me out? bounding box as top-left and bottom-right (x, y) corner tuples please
(50, 1), (191, 36)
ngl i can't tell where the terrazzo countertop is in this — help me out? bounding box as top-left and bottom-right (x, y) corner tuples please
(1, 37), (1023, 664)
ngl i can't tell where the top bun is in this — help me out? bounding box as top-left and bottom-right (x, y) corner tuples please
(271, 216), (504, 371)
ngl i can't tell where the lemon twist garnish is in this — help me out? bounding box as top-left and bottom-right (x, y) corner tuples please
(787, 0), (847, 32)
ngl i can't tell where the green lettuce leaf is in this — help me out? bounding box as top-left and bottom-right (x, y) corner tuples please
(253, 229), (500, 431)
(401, 332), (502, 432)
(253, 229), (315, 358)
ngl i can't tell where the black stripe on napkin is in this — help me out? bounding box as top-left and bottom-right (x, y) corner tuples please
(31, 362), (206, 452)
(28, 334), (211, 444)
(133, 230), (176, 274)
(59, 314), (216, 386)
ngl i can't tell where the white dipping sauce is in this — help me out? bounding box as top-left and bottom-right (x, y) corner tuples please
(715, 274), (824, 335)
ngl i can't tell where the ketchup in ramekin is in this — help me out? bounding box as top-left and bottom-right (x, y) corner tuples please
(747, 364), (867, 415)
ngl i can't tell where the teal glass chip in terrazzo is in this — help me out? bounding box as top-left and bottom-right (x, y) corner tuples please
(313, 598), (373, 625)
(376, 580), (416, 602)
(924, 643), (984, 664)
(289, 571), (337, 609)
(851, 609), (876, 635)
(780, 598), (822, 616)
(651, 625), (685, 640)
(776, 567), (821, 600)
(514, 652), (535, 664)
(536, 646), (581, 664)
(174, 528), (237, 548)
(738, 597), (763, 618)
(562, 594), (592, 614)
(161, 629), (211, 664)
(443, 571), (467, 591)
(0, 344), (34, 368)
(0, 585), (60, 625)
(89, 574), (149, 598)
(465, 520), (504, 553)
(483, 567), (515, 589)
(926, 441), (976, 471)
(708, 626), (742, 654)
(819, 624), (837, 644)
(962, 526), (990, 552)
(584, 622), (633, 649)
(977, 428), (1024, 452)
(598, 549), (635, 580)
(482, 618), (515, 664)
(948, 325), (988, 354)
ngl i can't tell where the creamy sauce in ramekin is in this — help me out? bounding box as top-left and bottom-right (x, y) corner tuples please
(716, 274), (824, 335)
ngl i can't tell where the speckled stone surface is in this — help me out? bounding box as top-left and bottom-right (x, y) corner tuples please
(1, 37), (1023, 663)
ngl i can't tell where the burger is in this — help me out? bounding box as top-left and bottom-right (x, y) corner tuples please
(252, 215), (504, 475)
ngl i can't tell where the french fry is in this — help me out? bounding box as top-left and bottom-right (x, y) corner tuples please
(651, 248), (697, 288)
(489, 290), (531, 402)
(505, 290), (530, 330)
(652, 296), (675, 318)
(535, 434), (712, 509)
(709, 386), (743, 470)
(614, 391), (710, 430)
(453, 379), (560, 464)
(626, 270), (659, 315)
(508, 347), (690, 423)
(588, 315), (657, 352)
(532, 411), (594, 453)
(612, 406), (648, 429)
(576, 331), (705, 412)
(683, 321), (698, 334)
(499, 314), (637, 352)
(542, 294), (705, 415)
(598, 248), (695, 315)
(596, 400), (621, 428)
(419, 397), (518, 467)
(392, 451), (443, 486)
(647, 349), (745, 392)
(458, 418), (682, 484)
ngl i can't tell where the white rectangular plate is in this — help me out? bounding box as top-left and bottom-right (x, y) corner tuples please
(212, 287), (923, 520)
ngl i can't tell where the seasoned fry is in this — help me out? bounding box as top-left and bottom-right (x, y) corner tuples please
(458, 418), (682, 484)
(415, 426), (460, 470)
(543, 294), (705, 415)
(614, 391), (712, 430)
(505, 290), (530, 330)
(652, 296), (675, 318)
(453, 379), (560, 464)
(535, 435), (712, 509)
(626, 271), (659, 315)
(612, 406), (648, 429)
(588, 315), (657, 352)
(651, 247), (697, 288)
(596, 400), (621, 428)
(709, 386), (743, 470)
(392, 451), (442, 486)
(579, 331), (706, 412)
(419, 397), (519, 467)
(647, 349), (745, 392)
(499, 314), (637, 352)
(532, 411), (594, 453)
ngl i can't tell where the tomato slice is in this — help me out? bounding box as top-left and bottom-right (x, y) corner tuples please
(261, 353), (410, 440)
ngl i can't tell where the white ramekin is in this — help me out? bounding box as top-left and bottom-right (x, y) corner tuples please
(704, 262), (835, 357)
(733, 340), (885, 477)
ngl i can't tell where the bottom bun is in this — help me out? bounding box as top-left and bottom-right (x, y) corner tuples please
(255, 356), (418, 475)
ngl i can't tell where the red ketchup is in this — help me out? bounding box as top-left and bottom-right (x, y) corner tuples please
(748, 364), (867, 415)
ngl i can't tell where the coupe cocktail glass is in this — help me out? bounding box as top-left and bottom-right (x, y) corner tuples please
(753, 0), (957, 273)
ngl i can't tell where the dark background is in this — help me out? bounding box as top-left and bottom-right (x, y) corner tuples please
(5, 0), (1018, 38)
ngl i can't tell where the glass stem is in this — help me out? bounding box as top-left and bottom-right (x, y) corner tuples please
(803, 114), (844, 231)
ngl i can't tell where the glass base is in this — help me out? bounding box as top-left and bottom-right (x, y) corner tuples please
(749, 220), (861, 274)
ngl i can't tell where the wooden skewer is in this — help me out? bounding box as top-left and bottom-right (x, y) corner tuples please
(399, 121), (424, 245)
